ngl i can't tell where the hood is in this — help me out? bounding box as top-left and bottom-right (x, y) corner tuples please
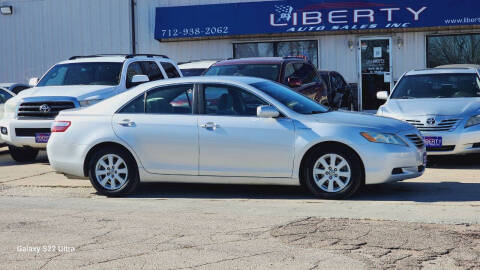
(18, 85), (118, 101)
(308, 111), (414, 133)
(381, 98), (480, 117)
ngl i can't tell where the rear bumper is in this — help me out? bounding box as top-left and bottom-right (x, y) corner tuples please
(0, 119), (53, 149)
(47, 135), (88, 177)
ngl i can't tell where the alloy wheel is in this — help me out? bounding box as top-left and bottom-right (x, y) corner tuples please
(95, 154), (129, 190)
(312, 153), (351, 193)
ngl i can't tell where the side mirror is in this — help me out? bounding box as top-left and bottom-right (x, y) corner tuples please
(287, 77), (303, 88)
(376, 91), (389, 100)
(131, 75), (149, 84)
(28, 77), (39, 87)
(257, 105), (280, 118)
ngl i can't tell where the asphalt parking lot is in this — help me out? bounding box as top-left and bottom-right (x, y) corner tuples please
(0, 147), (479, 269)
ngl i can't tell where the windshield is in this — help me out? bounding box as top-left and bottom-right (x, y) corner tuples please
(205, 64), (280, 81)
(391, 73), (480, 99)
(37, 62), (123, 86)
(251, 81), (329, 114)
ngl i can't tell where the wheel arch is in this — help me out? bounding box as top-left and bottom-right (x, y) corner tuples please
(83, 141), (139, 177)
(298, 141), (365, 187)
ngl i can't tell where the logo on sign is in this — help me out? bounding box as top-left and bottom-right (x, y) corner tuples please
(39, 104), (51, 113)
(426, 118), (436, 126)
(274, 5), (294, 24)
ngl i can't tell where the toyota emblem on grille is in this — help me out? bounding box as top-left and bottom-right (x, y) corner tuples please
(39, 104), (51, 113)
(426, 118), (436, 126)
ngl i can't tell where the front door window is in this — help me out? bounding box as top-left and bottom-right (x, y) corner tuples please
(359, 38), (392, 110)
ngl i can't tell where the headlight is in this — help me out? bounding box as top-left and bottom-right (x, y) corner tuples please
(79, 99), (102, 107)
(465, 115), (480, 128)
(360, 131), (407, 146)
(2, 98), (19, 119)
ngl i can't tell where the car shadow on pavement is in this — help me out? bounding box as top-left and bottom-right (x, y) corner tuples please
(130, 182), (314, 200)
(352, 181), (480, 202)
(427, 154), (480, 170)
(126, 180), (480, 203)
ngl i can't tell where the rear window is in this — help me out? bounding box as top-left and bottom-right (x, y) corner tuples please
(204, 64), (280, 81)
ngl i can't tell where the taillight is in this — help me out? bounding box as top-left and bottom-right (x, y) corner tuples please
(51, 121), (71, 132)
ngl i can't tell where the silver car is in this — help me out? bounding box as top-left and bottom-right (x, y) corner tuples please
(377, 66), (480, 155)
(47, 76), (425, 199)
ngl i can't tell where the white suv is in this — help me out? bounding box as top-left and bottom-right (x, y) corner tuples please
(0, 54), (182, 162)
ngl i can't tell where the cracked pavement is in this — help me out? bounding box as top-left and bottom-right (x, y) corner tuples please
(1, 148), (480, 269)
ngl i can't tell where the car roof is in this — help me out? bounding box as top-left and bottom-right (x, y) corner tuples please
(213, 57), (305, 66)
(142, 76), (266, 87)
(59, 55), (175, 64)
(406, 68), (479, 75)
(60, 56), (127, 64)
(179, 60), (218, 69)
(435, 64), (480, 69)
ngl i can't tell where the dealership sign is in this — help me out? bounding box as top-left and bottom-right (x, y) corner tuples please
(154, 0), (480, 40)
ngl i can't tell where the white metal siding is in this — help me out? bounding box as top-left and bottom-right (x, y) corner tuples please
(0, 0), (445, 86)
(0, 0), (131, 83)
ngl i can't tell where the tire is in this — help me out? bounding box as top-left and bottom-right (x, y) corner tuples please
(8, 146), (39, 162)
(88, 146), (139, 197)
(303, 145), (363, 199)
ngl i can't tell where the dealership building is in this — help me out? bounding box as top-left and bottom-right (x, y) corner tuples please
(1, 0), (479, 110)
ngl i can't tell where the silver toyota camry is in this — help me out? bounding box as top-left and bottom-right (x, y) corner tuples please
(377, 66), (480, 155)
(47, 76), (425, 199)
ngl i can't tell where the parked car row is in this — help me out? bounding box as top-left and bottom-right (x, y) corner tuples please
(1, 53), (478, 199)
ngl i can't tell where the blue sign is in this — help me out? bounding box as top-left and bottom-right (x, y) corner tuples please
(155, 0), (480, 41)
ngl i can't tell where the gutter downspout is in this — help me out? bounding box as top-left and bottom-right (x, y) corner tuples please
(130, 0), (136, 54)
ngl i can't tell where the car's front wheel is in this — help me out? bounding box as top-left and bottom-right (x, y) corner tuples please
(303, 145), (363, 199)
(88, 146), (139, 197)
(8, 146), (39, 162)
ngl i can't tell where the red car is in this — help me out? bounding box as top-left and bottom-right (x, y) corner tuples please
(204, 57), (330, 105)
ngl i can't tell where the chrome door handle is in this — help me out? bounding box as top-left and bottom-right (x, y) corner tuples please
(200, 122), (220, 130)
(118, 119), (136, 127)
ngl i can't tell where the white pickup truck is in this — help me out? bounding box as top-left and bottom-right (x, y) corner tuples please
(0, 54), (182, 162)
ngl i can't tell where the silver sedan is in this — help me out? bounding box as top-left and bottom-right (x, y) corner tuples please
(377, 67), (480, 155)
(47, 76), (425, 199)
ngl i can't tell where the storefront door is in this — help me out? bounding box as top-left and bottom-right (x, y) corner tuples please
(358, 37), (392, 111)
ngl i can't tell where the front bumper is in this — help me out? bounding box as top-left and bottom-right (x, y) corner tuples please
(421, 125), (480, 155)
(359, 130), (426, 185)
(0, 119), (53, 149)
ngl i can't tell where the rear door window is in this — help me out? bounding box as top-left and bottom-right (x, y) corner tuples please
(126, 62), (144, 88)
(146, 84), (194, 114)
(161, 62), (181, 78)
(140, 61), (164, 81)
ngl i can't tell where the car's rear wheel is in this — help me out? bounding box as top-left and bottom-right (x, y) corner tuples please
(88, 147), (139, 197)
(8, 146), (39, 162)
(303, 145), (363, 199)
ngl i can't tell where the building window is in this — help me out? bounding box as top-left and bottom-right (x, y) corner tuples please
(427, 33), (480, 68)
(234, 40), (318, 67)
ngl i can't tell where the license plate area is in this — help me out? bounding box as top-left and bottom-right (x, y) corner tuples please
(423, 136), (442, 147)
(35, 133), (50, 143)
